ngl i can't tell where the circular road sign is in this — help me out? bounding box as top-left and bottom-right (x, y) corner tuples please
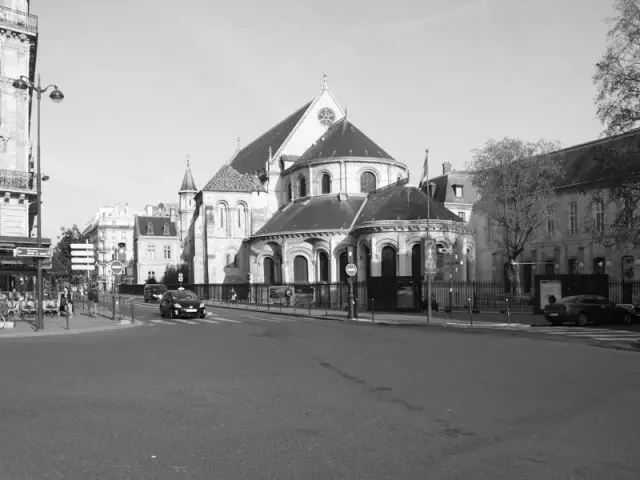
(111, 261), (123, 275)
(345, 263), (358, 277)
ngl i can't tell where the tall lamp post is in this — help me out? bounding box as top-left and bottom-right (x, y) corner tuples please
(13, 74), (64, 331)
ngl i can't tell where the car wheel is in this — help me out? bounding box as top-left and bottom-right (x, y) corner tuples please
(622, 313), (632, 325)
(200, 313), (205, 319)
(576, 312), (588, 327)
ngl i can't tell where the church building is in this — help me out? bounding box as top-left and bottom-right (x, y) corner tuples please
(180, 80), (474, 309)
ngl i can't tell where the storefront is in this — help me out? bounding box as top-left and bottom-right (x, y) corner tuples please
(0, 235), (52, 293)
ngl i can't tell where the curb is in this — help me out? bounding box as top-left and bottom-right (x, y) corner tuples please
(0, 321), (142, 339)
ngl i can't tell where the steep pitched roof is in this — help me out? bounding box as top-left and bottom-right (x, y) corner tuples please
(289, 118), (397, 170)
(135, 216), (178, 237)
(427, 172), (478, 204)
(354, 181), (463, 226)
(180, 159), (197, 192)
(252, 195), (366, 236)
(202, 164), (265, 192)
(230, 101), (312, 175)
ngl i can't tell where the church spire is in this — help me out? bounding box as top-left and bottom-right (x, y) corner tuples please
(179, 154), (198, 193)
(322, 73), (328, 91)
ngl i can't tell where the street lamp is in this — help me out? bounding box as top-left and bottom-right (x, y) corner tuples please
(13, 74), (64, 331)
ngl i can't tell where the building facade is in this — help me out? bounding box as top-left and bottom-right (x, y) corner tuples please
(133, 215), (179, 284)
(83, 204), (136, 290)
(181, 81), (473, 309)
(473, 128), (640, 293)
(0, 1), (48, 291)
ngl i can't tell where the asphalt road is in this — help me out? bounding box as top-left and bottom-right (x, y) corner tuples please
(2, 306), (640, 479)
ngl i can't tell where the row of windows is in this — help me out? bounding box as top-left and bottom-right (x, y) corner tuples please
(209, 204), (248, 234)
(263, 244), (471, 283)
(286, 171), (379, 201)
(145, 245), (172, 260)
(146, 222), (172, 236)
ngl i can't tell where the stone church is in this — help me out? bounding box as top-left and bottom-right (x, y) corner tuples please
(179, 80), (474, 308)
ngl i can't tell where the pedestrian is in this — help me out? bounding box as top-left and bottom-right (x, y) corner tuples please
(59, 286), (73, 319)
(88, 284), (99, 318)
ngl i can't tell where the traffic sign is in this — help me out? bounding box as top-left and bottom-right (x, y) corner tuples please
(111, 260), (123, 274)
(72, 265), (94, 271)
(71, 250), (96, 257)
(71, 257), (94, 264)
(345, 263), (358, 277)
(70, 243), (94, 249)
(14, 247), (52, 258)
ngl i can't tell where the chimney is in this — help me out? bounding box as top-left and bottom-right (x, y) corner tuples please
(145, 205), (153, 216)
(442, 162), (452, 175)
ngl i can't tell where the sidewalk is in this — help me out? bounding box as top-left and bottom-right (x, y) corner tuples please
(0, 310), (140, 339)
(203, 299), (546, 328)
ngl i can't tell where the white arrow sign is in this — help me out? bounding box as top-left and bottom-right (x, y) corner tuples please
(71, 250), (95, 257)
(71, 258), (95, 264)
(71, 243), (95, 249)
(71, 265), (95, 271)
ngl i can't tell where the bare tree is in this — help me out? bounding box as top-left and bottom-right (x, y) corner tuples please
(468, 138), (562, 294)
(594, 0), (640, 134)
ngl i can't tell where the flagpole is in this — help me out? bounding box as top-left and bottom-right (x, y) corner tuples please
(425, 149), (431, 323)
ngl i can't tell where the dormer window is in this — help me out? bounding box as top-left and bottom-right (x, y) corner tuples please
(146, 222), (154, 235)
(453, 185), (463, 198)
(163, 223), (170, 235)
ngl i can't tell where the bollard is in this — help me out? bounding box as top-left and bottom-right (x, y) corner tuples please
(130, 298), (135, 324)
(468, 298), (473, 326)
(506, 298), (511, 325)
(112, 295), (116, 320)
(371, 298), (375, 323)
(308, 299), (312, 317)
(66, 311), (70, 330)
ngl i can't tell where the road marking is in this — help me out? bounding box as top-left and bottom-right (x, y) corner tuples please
(149, 319), (175, 325)
(195, 318), (221, 324)
(169, 318), (199, 325)
(210, 316), (241, 323)
(590, 336), (640, 341)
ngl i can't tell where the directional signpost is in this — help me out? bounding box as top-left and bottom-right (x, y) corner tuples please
(70, 244), (96, 285)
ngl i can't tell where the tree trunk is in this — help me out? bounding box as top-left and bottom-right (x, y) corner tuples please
(508, 261), (522, 298)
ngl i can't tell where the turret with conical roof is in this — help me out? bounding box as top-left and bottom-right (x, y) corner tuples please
(178, 155), (198, 245)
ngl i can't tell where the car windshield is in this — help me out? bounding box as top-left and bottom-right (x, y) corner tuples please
(174, 291), (198, 300)
(555, 296), (582, 304)
(147, 286), (166, 293)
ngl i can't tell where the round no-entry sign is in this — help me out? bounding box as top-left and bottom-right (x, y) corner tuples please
(111, 261), (123, 275)
(345, 263), (358, 277)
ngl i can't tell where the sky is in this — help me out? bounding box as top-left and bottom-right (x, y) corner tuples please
(32, 0), (613, 242)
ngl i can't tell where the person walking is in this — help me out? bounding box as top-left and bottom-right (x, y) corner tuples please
(88, 284), (99, 318)
(59, 286), (73, 319)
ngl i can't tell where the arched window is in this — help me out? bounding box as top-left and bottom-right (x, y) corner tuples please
(381, 246), (397, 278)
(411, 244), (421, 278)
(360, 171), (377, 193)
(299, 176), (307, 198)
(293, 255), (308, 283)
(146, 222), (154, 235)
(321, 173), (332, 194)
(339, 251), (348, 283)
(237, 203), (247, 236)
(287, 182), (293, 202)
(318, 251), (330, 282)
(263, 257), (275, 284)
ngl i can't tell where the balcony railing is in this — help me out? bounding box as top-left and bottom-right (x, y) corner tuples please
(0, 5), (38, 34)
(0, 168), (32, 191)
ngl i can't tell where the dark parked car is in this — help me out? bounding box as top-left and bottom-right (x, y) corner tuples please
(159, 289), (206, 319)
(543, 295), (640, 326)
(144, 284), (167, 303)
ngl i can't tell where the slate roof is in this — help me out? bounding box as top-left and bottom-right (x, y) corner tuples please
(135, 216), (178, 237)
(230, 101), (312, 175)
(253, 195), (366, 236)
(354, 181), (463, 226)
(289, 118), (398, 171)
(202, 164), (265, 192)
(427, 172), (478, 204)
(548, 127), (640, 189)
(180, 161), (197, 192)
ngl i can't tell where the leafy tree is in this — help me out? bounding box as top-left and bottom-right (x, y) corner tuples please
(468, 138), (562, 294)
(594, 0), (640, 134)
(52, 225), (86, 282)
(161, 264), (189, 285)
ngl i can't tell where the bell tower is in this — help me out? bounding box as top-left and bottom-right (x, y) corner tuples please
(178, 155), (197, 244)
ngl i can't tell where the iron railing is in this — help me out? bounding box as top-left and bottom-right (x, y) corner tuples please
(0, 5), (38, 34)
(0, 168), (32, 191)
